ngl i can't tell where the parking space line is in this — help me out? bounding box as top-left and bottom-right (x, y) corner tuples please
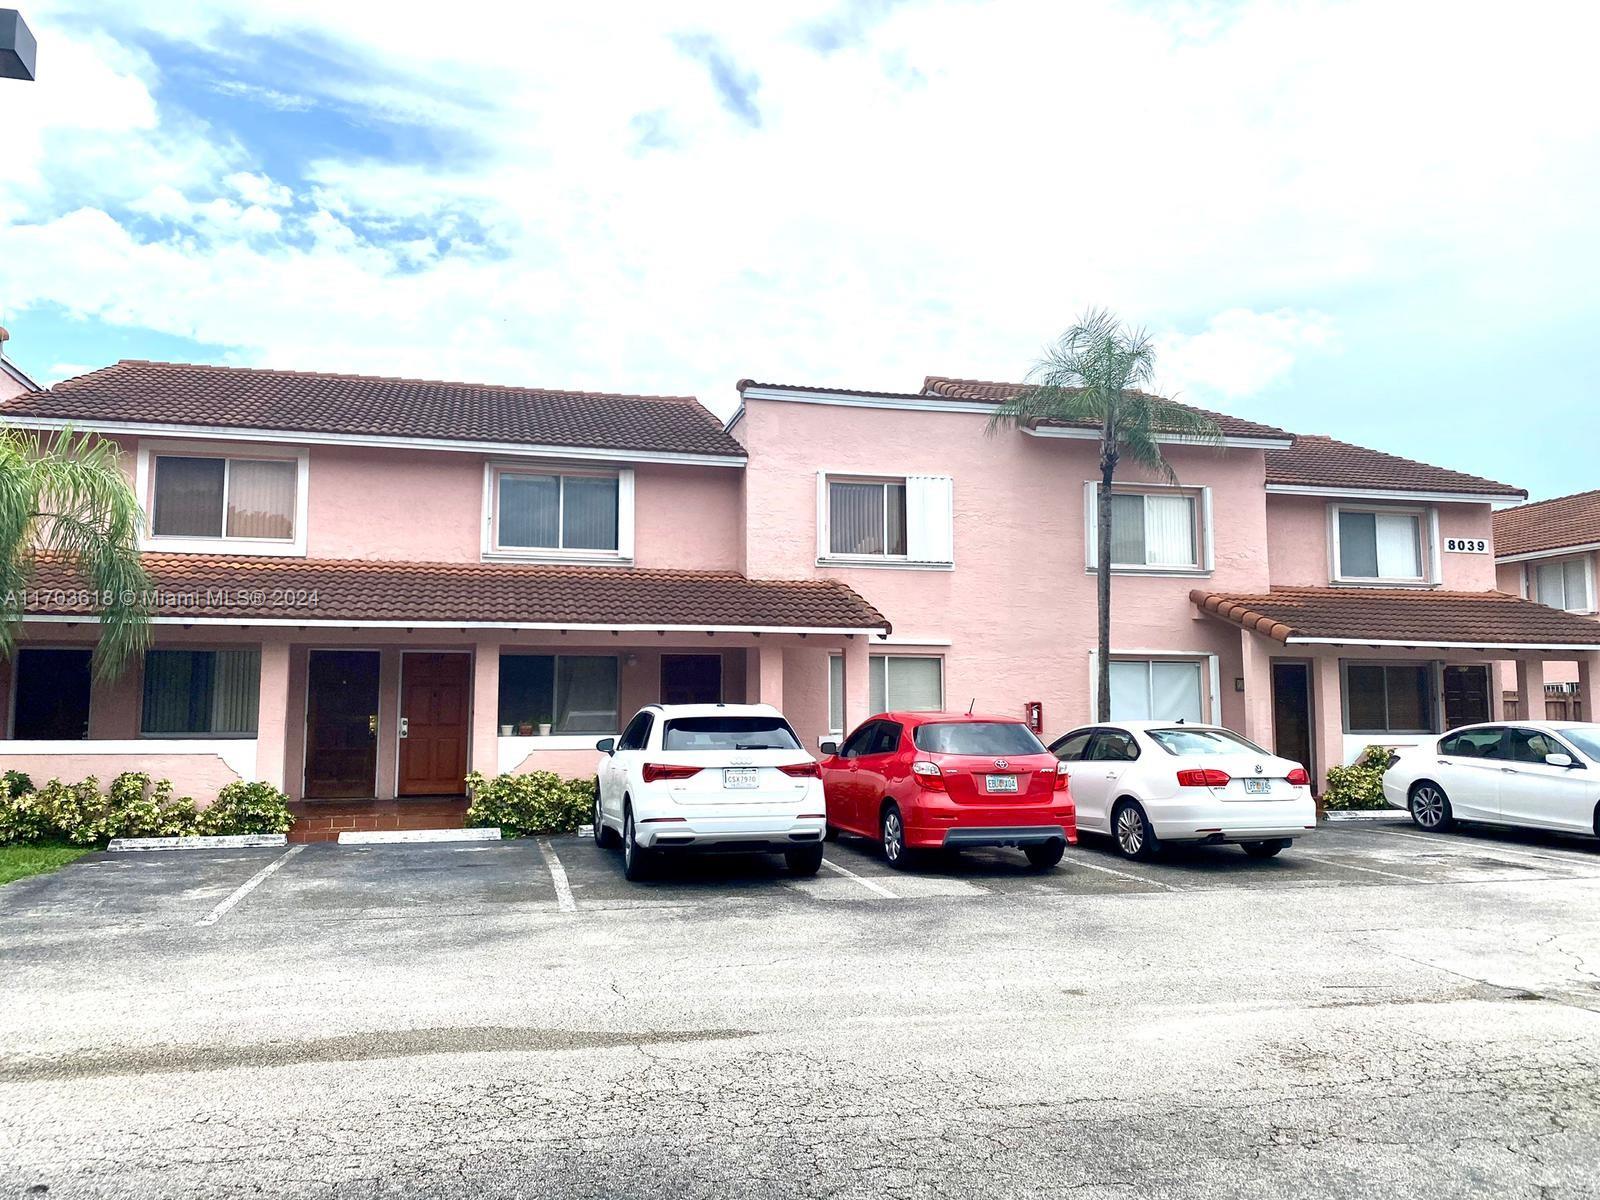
(196, 845), (305, 927)
(821, 857), (898, 899)
(1294, 851), (1424, 883)
(1068, 856), (1179, 890)
(537, 838), (577, 912)
(1349, 826), (1597, 869)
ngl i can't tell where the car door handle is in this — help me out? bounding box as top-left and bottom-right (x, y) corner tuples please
(1500, 767), (1517, 774)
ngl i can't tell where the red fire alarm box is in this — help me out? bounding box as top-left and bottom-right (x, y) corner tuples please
(1024, 701), (1043, 733)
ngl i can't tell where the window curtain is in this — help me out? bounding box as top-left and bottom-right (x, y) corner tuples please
(1108, 494), (1146, 565)
(904, 476), (952, 563)
(142, 651), (198, 733)
(210, 650), (260, 733)
(1374, 513), (1422, 578)
(830, 482), (887, 554)
(1108, 661), (1151, 720)
(225, 460), (297, 539)
(142, 649), (259, 734)
(1144, 495), (1196, 566)
(1151, 661), (1203, 721)
(498, 474), (561, 548)
(555, 656), (620, 732)
(885, 656), (942, 710)
(1536, 559), (1590, 611)
(1337, 511), (1379, 577)
(828, 655), (844, 731)
(561, 476), (619, 550)
(152, 457), (225, 537)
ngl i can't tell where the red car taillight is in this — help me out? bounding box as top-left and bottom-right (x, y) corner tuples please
(911, 760), (946, 791)
(1286, 767), (1310, 787)
(778, 762), (820, 779)
(642, 763), (702, 783)
(1176, 768), (1231, 787)
(1053, 761), (1070, 793)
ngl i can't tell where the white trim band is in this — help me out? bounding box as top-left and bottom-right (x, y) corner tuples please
(1266, 483), (1524, 505)
(18, 614), (889, 635)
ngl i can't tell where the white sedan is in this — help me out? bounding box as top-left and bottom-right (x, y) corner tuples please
(593, 702), (827, 881)
(1382, 720), (1600, 837)
(1049, 721), (1316, 860)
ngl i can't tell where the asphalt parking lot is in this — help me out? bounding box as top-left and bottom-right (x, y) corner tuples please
(3, 814), (1600, 1198)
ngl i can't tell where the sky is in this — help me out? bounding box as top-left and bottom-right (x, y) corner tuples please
(1, 0), (1596, 500)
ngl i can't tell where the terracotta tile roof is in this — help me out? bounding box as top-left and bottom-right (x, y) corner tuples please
(1264, 434), (1524, 498)
(1191, 586), (1600, 648)
(1493, 489), (1600, 557)
(919, 376), (1294, 442)
(23, 554), (890, 631)
(2, 360), (745, 459)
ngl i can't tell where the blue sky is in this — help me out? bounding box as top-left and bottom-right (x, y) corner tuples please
(2, 0), (1597, 500)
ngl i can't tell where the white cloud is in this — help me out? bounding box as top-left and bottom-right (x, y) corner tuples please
(1159, 309), (1337, 401)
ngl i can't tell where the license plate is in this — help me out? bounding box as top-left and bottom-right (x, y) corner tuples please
(723, 768), (760, 789)
(985, 774), (1019, 794)
(1243, 778), (1272, 795)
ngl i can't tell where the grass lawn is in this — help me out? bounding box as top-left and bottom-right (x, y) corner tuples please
(0, 841), (92, 886)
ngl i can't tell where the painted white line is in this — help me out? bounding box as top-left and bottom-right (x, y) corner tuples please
(821, 856), (898, 899)
(537, 837), (577, 913)
(1068, 856), (1178, 890)
(110, 834), (288, 852)
(196, 845), (305, 927)
(1295, 851), (1424, 883)
(337, 827), (502, 845)
(1353, 826), (1594, 869)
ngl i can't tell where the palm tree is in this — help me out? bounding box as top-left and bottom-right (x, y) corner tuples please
(988, 309), (1222, 723)
(0, 429), (150, 676)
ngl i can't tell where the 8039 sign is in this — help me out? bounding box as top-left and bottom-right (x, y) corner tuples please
(1444, 537), (1489, 553)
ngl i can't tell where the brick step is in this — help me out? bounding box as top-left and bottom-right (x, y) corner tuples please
(288, 799), (469, 843)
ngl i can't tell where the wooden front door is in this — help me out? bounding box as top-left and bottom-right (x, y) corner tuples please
(304, 650), (381, 799)
(1271, 661), (1314, 778)
(399, 653), (471, 796)
(1443, 665), (1491, 728)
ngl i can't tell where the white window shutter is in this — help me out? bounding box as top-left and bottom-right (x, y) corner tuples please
(905, 475), (954, 563)
(1083, 481), (1098, 569)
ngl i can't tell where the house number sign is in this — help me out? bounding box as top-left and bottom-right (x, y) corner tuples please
(1444, 537), (1489, 553)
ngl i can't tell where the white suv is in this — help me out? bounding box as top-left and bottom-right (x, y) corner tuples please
(592, 703), (827, 881)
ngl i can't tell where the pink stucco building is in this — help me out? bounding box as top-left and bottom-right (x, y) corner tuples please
(1, 357), (1597, 835)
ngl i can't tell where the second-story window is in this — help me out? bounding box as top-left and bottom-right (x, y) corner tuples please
(829, 479), (906, 556)
(1334, 507), (1426, 583)
(1086, 485), (1209, 572)
(492, 468), (624, 555)
(820, 473), (954, 565)
(1529, 556), (1594, 613)
(151, 454), (298, 542)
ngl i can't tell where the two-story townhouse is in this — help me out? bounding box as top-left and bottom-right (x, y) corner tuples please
(1492, 489), (1600, 719)
(731, 378), (1600, 787)
(0, 360), (888, 836)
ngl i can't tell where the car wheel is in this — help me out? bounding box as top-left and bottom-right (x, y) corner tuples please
(592, 787), (618, 849)
(622, 807), (653, 881)
(1112, 800), (1158, 861)
(1409, 782), (1454, 832)
(786, 844), (825, 876)
(1241, 839), (1289, 859)
(1024, 840), (1065, 869)
(881, 803), (914, 870)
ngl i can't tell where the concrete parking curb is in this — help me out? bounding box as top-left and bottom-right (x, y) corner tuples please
(337, 827), (503, 845)
(108, 834), (290, 852)
(1323, 810), (1408, 822)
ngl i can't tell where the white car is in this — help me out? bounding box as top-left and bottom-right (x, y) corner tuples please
(593, 703), (828, 881)
(1049, 721), (1316, 860)
(1382, 720), (1600, 837)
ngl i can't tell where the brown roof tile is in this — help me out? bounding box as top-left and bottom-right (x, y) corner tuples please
(1191, 586), (1600, 648)
(1264, 434), (1523, 498)
(23, 554), (889, 631)
(1493, 489), (1600, 557)
(3, 361), (746, 459)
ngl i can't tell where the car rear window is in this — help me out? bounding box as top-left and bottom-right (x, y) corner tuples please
(1148, 728), (1267, 757)
(912, 722), (1046, 756)
(660, 716), (802, 752)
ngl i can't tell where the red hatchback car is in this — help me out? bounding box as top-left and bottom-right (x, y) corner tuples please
(819, 712), (1077, 869)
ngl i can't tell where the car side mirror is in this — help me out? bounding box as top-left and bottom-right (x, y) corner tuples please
(819, 740), (840, 757)
(1545, 752), (1576, 768)
(595, 737), (616, 755)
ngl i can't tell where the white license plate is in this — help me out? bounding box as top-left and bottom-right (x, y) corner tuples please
(1243, 778), (1272, 795)
(723, 768), (760, 789)
(985, 774), (1019, 794)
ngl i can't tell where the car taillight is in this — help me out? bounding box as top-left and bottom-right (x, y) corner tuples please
(778, 762), (820, 778)
(911, 760), (946, 791)
(1054, 760), (1070, 792)
(1176, 768), (1231, 787)
(1286, 767), (1310, 787)
(642, 763), (702, 783)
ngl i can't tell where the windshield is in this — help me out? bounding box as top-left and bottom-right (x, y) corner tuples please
(1148, 728), (1268, 757)
(912, 722), (1047, 756)
(660, 716), (802, 752)
(1560, 728), (1600, 762)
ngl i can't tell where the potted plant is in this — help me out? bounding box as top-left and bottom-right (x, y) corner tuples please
(499, 724), (513, 736)
(518, 721), (534, 736)
(538, 722), (553, 736)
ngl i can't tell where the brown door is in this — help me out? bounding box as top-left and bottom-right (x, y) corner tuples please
(1443, 665), (1490, 729)
(1271, 662), (1314, 777)
(660, 654), (722, 704)
(399, 653), (471, 796)
(305, 650), (381, 799)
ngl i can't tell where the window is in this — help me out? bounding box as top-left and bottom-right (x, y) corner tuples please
(912, 722), (1046, 756)
(1108, 660), (1204, 723)
(1345, 662), (1435, 734)
(497, 654), (619, 734)
(141, 649), (260, 736)
(820, 474), (953, 564)
(1529, 557), (1593, 613)
(617, 711), (653, 752)
(12, 648), (91, 740)
(1051, 730), (1095, 761)
(839, 721), (883, 759)
(1334, 508), (1426, 582)
(1440, 727), (1505, 758)
(151, 455), (297, 541)
(1101, 490), (1201, 569)
(828, 654), (945, 730)
(490, 468), (627, 556)
(1089, 729), (1141, 761)
(661, 716), (802, 752)
(1506, 728), (1567, 764)
(1147, 728), (1267, 757)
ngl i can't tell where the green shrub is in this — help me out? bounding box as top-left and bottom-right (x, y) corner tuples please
(35, 776), (111, 845)
(0, 779), (52, 845)
(466, 770), (595, 836)
(1322, 746), (1392, 810)
(196, 780), (294, 836)
(103, 773), (200, 839)
(3, 769), (35, 797)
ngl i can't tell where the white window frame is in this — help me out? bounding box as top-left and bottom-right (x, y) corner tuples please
(481, 462), (634, 563)
(1525, 554), (1597, 615)
(136, 440), (309, 557)
(827, 652), (946, 734)
(1328, 503), (1438, 586)
(1082, 483), (1213, 575)
(1341, 659), (1441, 735)
(816, 471), (954, 570)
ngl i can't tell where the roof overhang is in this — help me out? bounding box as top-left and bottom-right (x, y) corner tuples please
(1, 356), (40, 393)
(738, 384), (996, 415)
(1265, 482), (1525, 506)
(1495, 541), (1600, 565)
(20, 614), (889, 636)
(0, 415), (748, 469)
(1026, 426), (1293, 451)
(1278, 636), (1600, 651)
